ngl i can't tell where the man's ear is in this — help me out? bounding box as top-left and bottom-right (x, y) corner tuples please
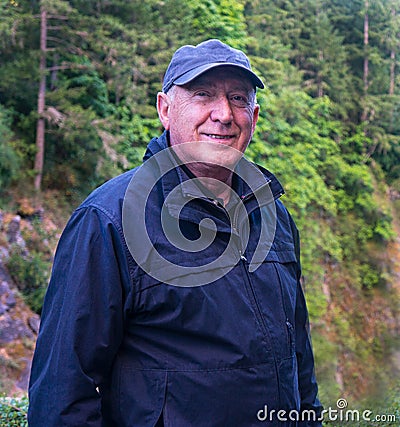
(252, 103), (260, 135)
(157, 92), (171, 130)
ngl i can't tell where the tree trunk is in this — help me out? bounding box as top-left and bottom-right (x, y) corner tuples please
(389, 8), (396, 96)
(361, 0), (369, 122)
(317, 50), (324, 98)
(34, 7), (47, 192)
(390, 49), (395, 96)
(363, 3), (369, 94)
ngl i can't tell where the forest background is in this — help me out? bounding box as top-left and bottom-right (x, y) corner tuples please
(0, 0), (400, 422)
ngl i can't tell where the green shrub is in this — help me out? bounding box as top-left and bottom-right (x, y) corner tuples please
(0, 396), (28, 427)
(6, 247), (51, 314)
(0, 105), (21, 192)
(323, 386), (400, 426)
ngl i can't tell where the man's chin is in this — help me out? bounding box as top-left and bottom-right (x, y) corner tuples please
(171, 140), (244, 173)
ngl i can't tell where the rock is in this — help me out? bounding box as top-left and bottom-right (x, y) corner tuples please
(6, 215), (27, 253)
(0, 259), (38, 396)
(0, 280), (17, 311)
(0, 280), (9, 295)
(16, 357), (32, 391)
(28, 315), (40, 335)
(0, 303), (6, 316)
(0, 246), (9, 261)
(6, 215), (21, 244)
(0, 313), (34, 344)
(5, 291), (16, 309)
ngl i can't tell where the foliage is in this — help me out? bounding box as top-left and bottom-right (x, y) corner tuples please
(323, 386), (400, 426)
(6, 246), (51, 314)
(0, 395), (28, 427)
(0, 105), (21, 191)
(4, 215), (56, 315)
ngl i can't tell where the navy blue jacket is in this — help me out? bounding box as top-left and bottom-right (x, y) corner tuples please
(28, 132), (322, 426)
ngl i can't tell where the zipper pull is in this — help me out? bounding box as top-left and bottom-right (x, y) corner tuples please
(239, 250), (247, 262)
(286, 319), (295, 351)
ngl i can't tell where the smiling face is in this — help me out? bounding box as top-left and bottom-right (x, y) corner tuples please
(157, 66), (259, 177)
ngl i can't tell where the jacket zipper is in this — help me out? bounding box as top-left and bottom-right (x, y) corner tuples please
(286, 319), (295, 352)
(183, 197), (270, 340)
(239, 255), (271, 342)
(271, 262), (295, 356)
(231, 179), (277, 246)
(183, 184), (279, 345)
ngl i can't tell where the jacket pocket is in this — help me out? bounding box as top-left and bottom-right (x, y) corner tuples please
(246, 244), (298, 359)
(114, 364), (167, 427)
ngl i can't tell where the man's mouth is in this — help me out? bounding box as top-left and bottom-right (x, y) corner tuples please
(204, 133), (234, 140)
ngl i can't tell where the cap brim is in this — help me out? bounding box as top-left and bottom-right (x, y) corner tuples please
(173, 62), (264, 89)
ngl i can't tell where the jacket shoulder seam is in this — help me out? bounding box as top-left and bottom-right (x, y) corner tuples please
(75, 203), (136, 280)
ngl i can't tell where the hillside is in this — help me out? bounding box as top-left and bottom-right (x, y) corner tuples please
(0, 207), (45, 425)
(0, 204), (61, 397)
(0, 259), (38, 397)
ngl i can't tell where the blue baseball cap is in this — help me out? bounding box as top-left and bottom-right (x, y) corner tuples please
(162, 39), (264, 93)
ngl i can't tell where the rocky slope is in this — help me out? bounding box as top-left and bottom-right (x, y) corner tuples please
(0, 211), (48, 396)
(0, 262), (39, 396)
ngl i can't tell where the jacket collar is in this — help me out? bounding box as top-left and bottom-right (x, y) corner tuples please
(142, 131), (285, 204)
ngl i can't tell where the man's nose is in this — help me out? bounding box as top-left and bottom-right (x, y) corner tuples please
(210, 95), (234, 124)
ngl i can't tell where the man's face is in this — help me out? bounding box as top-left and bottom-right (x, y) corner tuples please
(157, 66), (259, 171)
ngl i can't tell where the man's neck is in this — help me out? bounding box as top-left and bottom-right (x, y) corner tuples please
(185, 163), (234, 206)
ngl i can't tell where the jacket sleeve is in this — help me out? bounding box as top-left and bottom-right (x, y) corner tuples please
(291, 221), (324, 427)
(28, 205), (131, 427)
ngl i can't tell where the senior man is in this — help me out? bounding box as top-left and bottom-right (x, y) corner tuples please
(29, 39), (322, 426)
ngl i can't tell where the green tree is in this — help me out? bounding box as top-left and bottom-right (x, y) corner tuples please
(0, 105), (21, 191)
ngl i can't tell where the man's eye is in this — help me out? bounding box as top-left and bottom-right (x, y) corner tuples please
(231, 95), (248, 106)
(195, 91), (209, 97)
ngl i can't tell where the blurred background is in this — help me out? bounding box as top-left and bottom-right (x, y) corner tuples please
(0, 0), (399, 424)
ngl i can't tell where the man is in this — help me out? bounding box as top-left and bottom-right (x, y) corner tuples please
(28, 39), (322, 426)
